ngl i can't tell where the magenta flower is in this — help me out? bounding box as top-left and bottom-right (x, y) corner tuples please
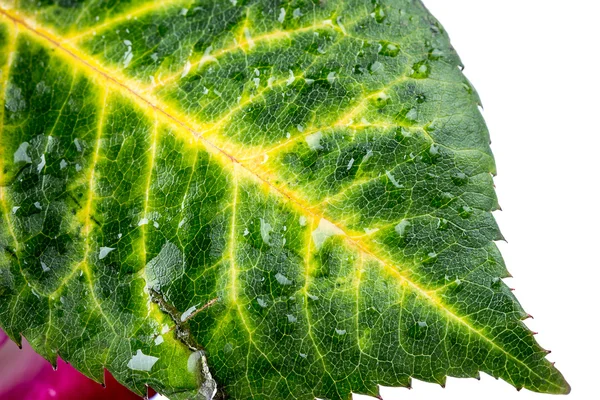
(0, 328), (144, 400)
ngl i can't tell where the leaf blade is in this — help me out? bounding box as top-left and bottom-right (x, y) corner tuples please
(0, 1), (570, 398)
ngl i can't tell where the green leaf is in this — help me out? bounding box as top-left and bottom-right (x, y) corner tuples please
(0, 0), (569, 398)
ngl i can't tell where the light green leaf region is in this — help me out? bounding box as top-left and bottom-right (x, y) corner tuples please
(0, 0), (569, 399)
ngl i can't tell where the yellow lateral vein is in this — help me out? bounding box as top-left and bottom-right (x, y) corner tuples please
(151, 8), (372, 92)
(0, 20), (18, 249)
(152, 20), (336, 90)
(229, 164), (239, 304)
(140, 114), (159, 265)
(301, 217), (335, 388)
(65, 0), (193, 42)
(80, 85), (116, 336)
(138, 113), (159, 320)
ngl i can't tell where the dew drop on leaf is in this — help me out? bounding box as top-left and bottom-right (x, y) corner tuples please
(127, 350), (159, 372)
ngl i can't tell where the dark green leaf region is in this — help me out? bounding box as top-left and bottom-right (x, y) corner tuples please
(0, 0), (569, 399)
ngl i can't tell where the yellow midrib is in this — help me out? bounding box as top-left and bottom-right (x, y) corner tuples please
(0, 19), (18, 252)
(0, 6), (561, 391)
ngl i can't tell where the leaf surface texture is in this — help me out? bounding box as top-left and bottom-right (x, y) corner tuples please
(0, 0), (569, 398)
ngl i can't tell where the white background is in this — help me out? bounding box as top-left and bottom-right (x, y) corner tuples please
(357, 1), (600, 399)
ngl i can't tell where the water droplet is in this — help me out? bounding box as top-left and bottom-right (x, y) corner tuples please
(259, 218), (273, 245)
(431, 192), (454, 208)
(305, 130), (323, 151)
(36, 154), (46, 173)
(378, 41), (400, 57)
(73, 138), (83, 153)
(257, 298), (268, 308)
(275, 272), (292, 285)
(127, 349), (159, 371)
(385, 171), (404, 188)
(429, 144), (439, 156)
(362, 149), (374, 162)
(395, 220), (411, 237)
(410, 61), (430, 79)
(187, 351), (202, 373)
(346, 158), (355, 170)
(181, 305), (197, 321)
(459, 205), (473, 219)
(404, 107), (418, 122)
(13, 142), (32, 164)
(452, 172), (468, 186)
(326, 71), (336, 84)
(373, 91), (390, 108)
(5, 83), (26, 113)
(372, 5), (386, 23)
(122, 41), (133, 68)
(188, 350), (218, 399)
(394, 128), (411, 140)
(369, 61), (384, 74)
(311, 218), (344, 250)
(98, 246), (115, 260)
(278, 8), (286, 23)
(429, 48), (444, 59)
(181, 60), (192, 78)
(286, 69), (296, 85)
